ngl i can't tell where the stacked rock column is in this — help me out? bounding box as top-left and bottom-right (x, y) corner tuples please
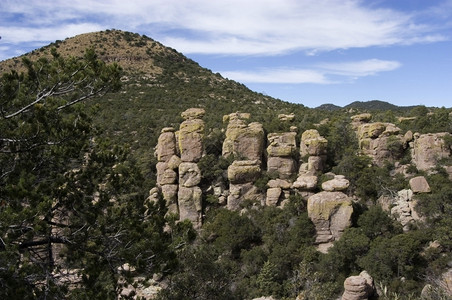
(222, 112), (265, 210)
(155, 127), (179, 215)
(265, 129), (298, 206)
(177, 108), (205, 228)
(292, 129), (328, 197)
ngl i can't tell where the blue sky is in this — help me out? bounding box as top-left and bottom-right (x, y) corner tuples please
(1, 0), (451, 108)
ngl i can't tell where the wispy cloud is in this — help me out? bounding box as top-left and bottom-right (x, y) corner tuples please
(221, 59), (401, 84)
(0, 0), (449, 56)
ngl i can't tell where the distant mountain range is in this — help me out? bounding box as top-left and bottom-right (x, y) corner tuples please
(316, 100), (417, 111)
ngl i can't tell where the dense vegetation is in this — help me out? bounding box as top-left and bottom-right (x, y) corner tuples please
(1, 30), (452, 299)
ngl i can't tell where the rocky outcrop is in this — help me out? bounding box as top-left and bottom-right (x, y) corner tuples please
(322, 174), (350, 192)
(300, 129), (328, 158)
(155, 127), (177, 162)
(389, 189), (421, 231)
(176, 109), (205, 227)
(155, 127), (180, 217)
(307, 191), (353, 253)
(227, 160), (263, 210)
(411, 132), (451, 172)
(178, 110), (205, 162)
(409, 176), (431, 193)
(222, 112), (264, 161)
(341, 271), (376, 300)
(356, 121), (406, 167)
(265, 130), (298, 206)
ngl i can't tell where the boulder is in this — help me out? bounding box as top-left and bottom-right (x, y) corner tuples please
(411, 132), (451, 172)
(156, 162), (177, 186)
(222, 114), (264, 161)
(292, 175), (318, 191)
(409, 176), (431, 193)
(227, 183), (262, 210)
(181, 107), (205, 120)
(155, 128), (177, 162)
(161, 184), (178, 215)
(178, 186), (202, 228)
(267, 132), (297, 157)
(277, 113), (295, 121)
(266, 187), (282, 206)
(267, 156), (297, 179)
(341, 271), (376, 300)
(322, 175), (350, 192)
(300, 129), (328, 157)
(167, 155), (182, 170)
(356, 122), (405, 166)
(179, 162), (202, 187)
(351, 113), (372, 123)
(267, 179), (292, 189)
(228, 160), (261, 184)
(307, 191), (353, 253)
(178, 118), (205, 162)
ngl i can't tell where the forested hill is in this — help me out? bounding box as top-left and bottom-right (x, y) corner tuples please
(1, 30), (452, 299)
(0, 29), (311, 176)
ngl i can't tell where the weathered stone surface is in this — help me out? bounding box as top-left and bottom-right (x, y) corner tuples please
(300, 129), (328, 157)
(322, 175), (350, 192)
(411, 132), (451, 172)
(223, 113), (264, 160)
(146, 187), (160, 204)
(409, 176), (431, 193)
(351, 113), (372, 123)
(181, 107), (205, 120)
(179, 162), (201, 187)
(356, 122), (405, 166)
(155, 129), (177, 162)
(156, 162), (177, 186)
(178, 118), (204, 162)
(307, 191), (353, 253)
(278, 113), (295, 121)
(167, 155), (182, 170)
(178, 186), (202, 227)
(292, 175), (318, 190)
(267, 179), (291, 189)
(266, 187), (282, 206)
(341, 271), (376, 300)
(267, 132), (297, 157)
(307, 156), (325, 173)
(267, 156), (297, 179)
(227, 183), (262, 210)
(228, 160), (261, 184)
(357, 122), (387, 139)
(161, 184), (178, 215)
(391, 189), (422, 231)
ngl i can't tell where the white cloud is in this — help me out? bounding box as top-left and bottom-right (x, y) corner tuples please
(318, 59), (402, 77)
(0, 0), (449, 55)
(221, 59), (401, 84)
(222, 68), (332, 84)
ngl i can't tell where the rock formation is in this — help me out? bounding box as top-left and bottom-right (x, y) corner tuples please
(293, 129), (328, 197)
(341, 271), (376, 300)
(307, 191), (353, 253)
(178, 108), (205, 162)
(265, 129), (298, 206)
(222, 112), (264, 161)
(155, 127), (179, 215)
(222, 113), (265, 210)
(177, 109), (205, 227)
(389, 189), (421, 231)
(411, 132), (451, 172)
(409, 176), (431, 194)
(227, 160), (262, 210)
(153, 108), (206, 227)
(356, 121), (406, 167)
